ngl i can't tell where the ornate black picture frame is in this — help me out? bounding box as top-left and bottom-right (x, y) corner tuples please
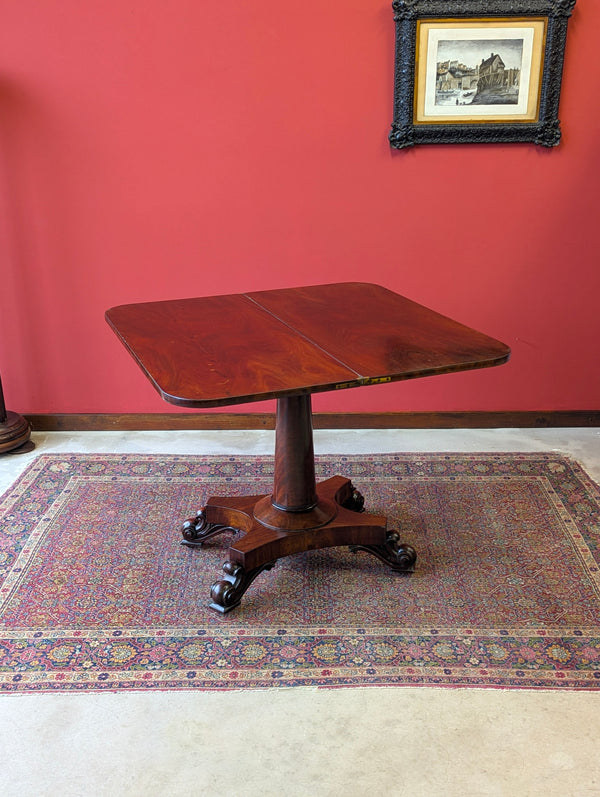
(390, 0), (576, 148)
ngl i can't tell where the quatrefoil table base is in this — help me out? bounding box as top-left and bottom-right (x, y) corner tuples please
(181, 466), (416, 614)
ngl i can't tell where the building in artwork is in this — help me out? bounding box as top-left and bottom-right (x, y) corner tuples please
(437, 52), (521, 102)
(436, 60), (479, 92)
(478, 52), (520, 92)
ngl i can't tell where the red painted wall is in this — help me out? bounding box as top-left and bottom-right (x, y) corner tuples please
(1, 1), (598, 415)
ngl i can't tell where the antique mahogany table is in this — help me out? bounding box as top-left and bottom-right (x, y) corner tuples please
(106, 282), (510, 613)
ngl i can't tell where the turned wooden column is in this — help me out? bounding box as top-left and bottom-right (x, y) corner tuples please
(271, 394), (318, 511)
(252, 391), (337, 531)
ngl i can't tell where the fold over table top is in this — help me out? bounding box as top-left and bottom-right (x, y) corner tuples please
(106, 282), (510, 408)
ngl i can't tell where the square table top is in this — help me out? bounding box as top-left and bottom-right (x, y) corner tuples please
(105, 282), (510, 408)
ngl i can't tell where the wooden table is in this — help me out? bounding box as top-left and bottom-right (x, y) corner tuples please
(106, 282), (510, 612)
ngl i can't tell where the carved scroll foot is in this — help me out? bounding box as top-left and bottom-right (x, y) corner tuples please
(340, 485), (365, 513)
(181, 508), (240, 548)
(209, 560), (277, 613)
(350, 531), (417, 572)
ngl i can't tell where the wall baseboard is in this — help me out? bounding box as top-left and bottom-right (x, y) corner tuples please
(24, 411), (600, 431)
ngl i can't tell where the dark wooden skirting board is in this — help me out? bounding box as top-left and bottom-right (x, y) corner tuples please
(24, 411), (600, 431)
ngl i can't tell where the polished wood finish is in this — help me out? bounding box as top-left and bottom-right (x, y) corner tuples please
(183, 474), (416, 614)
(106, 283), (509, 408)
(271, 395), (317, 512)
(106, 292), (356, 407)
(248, 283), (510, 383)
(25, 410), (600, 431)
(0, 411), (31, 453)
(106, 282), (511, 612)
(0, 374), (32, 454)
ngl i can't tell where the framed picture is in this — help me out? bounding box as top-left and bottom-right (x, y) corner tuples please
(389, 0), (576, 148)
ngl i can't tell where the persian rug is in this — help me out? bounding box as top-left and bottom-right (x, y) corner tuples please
(1, 452), (600, 693)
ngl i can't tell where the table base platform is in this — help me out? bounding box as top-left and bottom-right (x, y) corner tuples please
(181, 476), (417, 613)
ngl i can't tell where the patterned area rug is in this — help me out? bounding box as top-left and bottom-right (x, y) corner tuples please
(1, 452), (600, 692)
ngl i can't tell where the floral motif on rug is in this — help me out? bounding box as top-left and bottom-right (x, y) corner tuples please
(1, 452), (599, 692)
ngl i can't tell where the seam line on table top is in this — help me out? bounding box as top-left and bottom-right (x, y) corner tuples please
(243, 293), (365, 381)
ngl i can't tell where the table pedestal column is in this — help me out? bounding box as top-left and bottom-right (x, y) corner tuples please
(272, 394), (317, 511)
(253, 395), (337, 531)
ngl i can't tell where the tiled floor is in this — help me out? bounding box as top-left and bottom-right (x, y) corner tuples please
(1, 428), (600, 796)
